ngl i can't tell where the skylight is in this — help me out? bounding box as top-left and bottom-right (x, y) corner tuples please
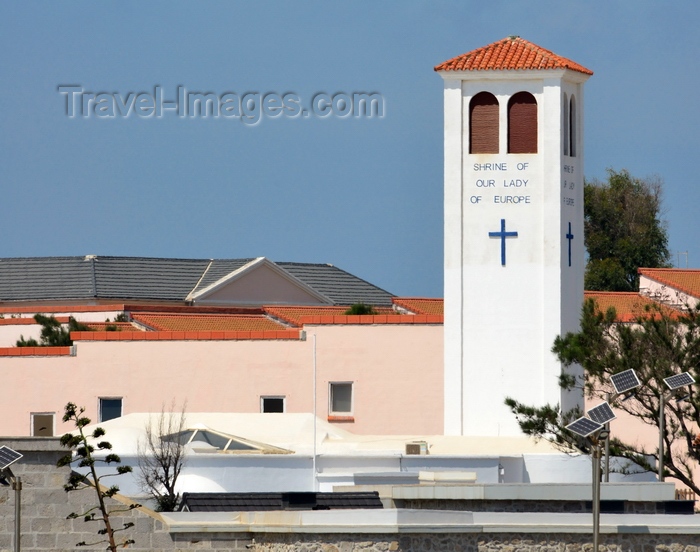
(163, 425), (291, 455)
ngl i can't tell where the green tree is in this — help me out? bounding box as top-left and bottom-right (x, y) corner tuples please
(506, 299), (700, 494)
(16, 314), (91, 346)
(344, 303), (378, 315)
(57, 403), (139, 551)
(584, 168), (671, 291)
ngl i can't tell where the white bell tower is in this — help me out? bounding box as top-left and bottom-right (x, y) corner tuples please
(437, 37), (593, 436)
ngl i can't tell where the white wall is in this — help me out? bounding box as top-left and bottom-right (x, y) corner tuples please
(441, 69), (589, 437)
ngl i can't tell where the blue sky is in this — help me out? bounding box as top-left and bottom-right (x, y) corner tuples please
(2, 1), (698, 298)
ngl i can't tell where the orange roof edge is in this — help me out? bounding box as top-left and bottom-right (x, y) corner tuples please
(638, 268), (700, 299)
(435, 36), (593, 75)
(584, 291), (680, 322)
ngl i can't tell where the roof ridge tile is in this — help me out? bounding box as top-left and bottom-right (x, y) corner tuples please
(435, 36), (593, 75)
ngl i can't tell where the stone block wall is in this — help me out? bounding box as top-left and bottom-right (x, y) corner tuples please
(0, 438), (253, 552)
(227, 533), (700, 551)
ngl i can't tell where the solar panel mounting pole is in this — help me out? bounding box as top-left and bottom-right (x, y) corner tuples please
(658, 372), (696, 482)
(0, 446), (23, 552)
(658, 392), (665, 482)
(13, 475), (21, 552)
(312, 334), (318, 492)
(592, 439), (601, 552)
(587, 400), (617, 483)
(605, 369), (642, 483)
(565, 418), (607, 552)
(604, 393), (611, 482)
(592, 430), (609, 552)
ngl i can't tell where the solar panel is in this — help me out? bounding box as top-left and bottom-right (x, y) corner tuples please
(664, 372), (696, 391)
(611, 369), (641, 395)
(0, 446), (22, 470)
(565, 416), (603, 438)
(587, 402), (616, 425)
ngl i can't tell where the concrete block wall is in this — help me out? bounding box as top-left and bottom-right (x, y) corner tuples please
(0, 438), (252, 551)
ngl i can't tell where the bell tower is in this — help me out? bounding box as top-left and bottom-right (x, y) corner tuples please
(436, 37), (593, 436)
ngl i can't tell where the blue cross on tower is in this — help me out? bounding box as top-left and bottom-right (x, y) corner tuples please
(488, 218), (518, 266)
(566, 222), (574, 267)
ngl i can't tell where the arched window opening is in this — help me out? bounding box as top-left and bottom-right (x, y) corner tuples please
(562, 93), (570, 156)
(508, 92), (537, 154)
(469, 92), (499, 154)
(569, 95), (577, 157)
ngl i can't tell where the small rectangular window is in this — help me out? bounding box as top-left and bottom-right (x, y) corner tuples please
(31, 413), (54, 436)
(99, 398), (122, 422)
(261, 396), (285, 413)
(330, 382), (353, 414)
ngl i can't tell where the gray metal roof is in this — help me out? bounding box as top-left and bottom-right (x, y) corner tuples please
(93, 256), (211, 301)
(278, 262), (394, 306)
(192, 259), (256, 294)
(0, 256), (96, 301)
(0, 256), (394, 306)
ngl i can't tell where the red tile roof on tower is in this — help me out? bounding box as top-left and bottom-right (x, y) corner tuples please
(639, 268), (700, 299)
(435, 36), (593, 75)
(584, 291), (678, 323)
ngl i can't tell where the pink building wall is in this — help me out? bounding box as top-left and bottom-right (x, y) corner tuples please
(0, 324), (443, 437)
(2, 308), (690, 491)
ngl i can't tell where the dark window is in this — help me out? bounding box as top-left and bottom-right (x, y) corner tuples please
(469, 92), (499, 154)
(508, 92), (537, 153)
(569, 95), (577, 157)
(99, 398), (122, 422)
(262, 397), (285, 413)
(330, 382), (353, 414)
(562, 93), (570, 156)
(32, 413), (54, 436)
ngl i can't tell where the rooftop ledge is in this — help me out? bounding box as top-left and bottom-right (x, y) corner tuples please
(390, 482), (677, 502)
(70, 330), (303, 341)
(0, 346), (73, 357)
(299, 314), (443, 325)
(161, 509), (700, 535)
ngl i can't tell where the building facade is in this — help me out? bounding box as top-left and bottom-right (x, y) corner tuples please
(437, 37), (591, 436)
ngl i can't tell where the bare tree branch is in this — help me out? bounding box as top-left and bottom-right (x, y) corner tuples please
(137, 400), (187, 511)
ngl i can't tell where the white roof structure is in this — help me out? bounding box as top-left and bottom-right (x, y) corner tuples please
(72, 412), (655, 499)
(92, 412), (561, 458)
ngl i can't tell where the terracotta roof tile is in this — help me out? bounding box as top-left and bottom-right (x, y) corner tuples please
(0, 304), (127, 315)
(584, 291), (678, 322)
(392, 298), (444, 315)
(263, 306), (395, 327)
(639, 268), (700, 299)
(435, 36), (593, 75)
(132, 313), (285, 332)
(70, 329), (302, 341)
(0, 316), (69, 326)
(86, 322), (140, 332)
